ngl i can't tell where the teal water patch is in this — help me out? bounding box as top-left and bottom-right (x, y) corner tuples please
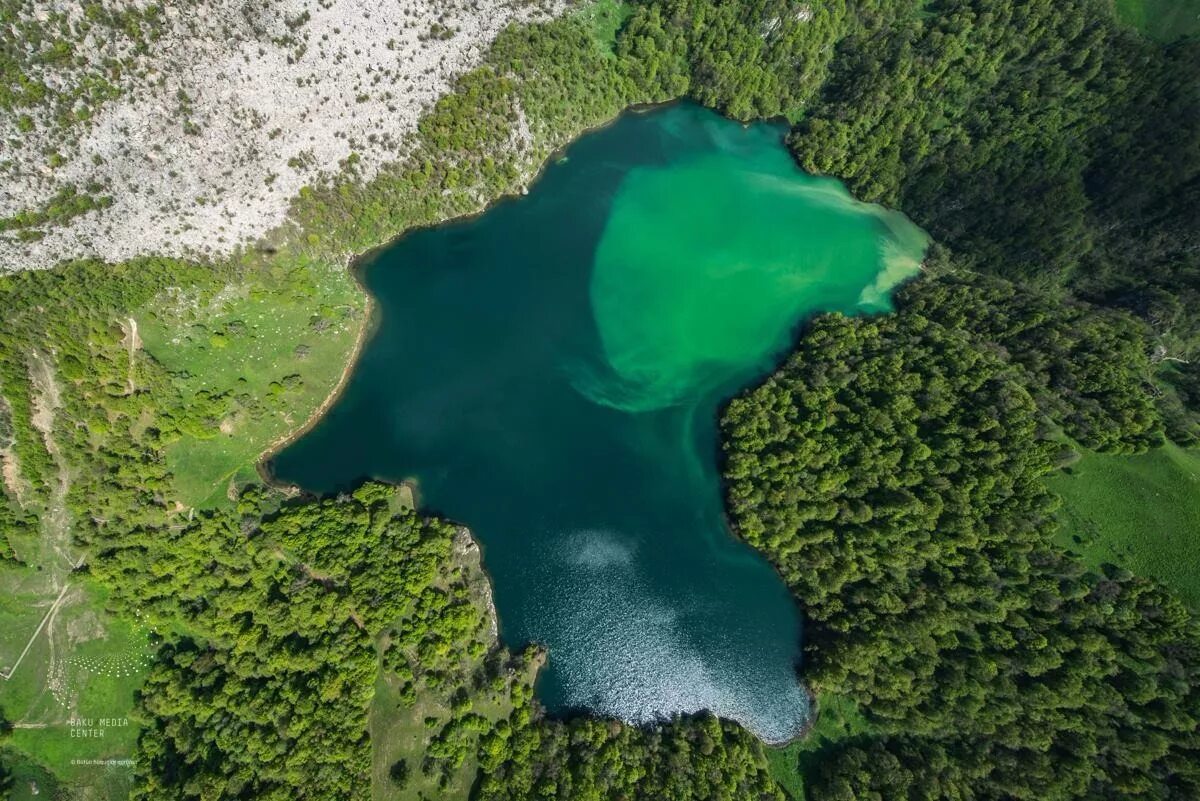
(576, 149), (925, 412)
(271, 103), (927, 743)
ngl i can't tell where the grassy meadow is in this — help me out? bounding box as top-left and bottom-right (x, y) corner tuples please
(369, 655), (534, 801)
(1, 577), (150, 801)
(1, 749), (63, 801)
(1113, 0), (1200, 40)
(766, 694), (871, 801)
(136, 257), (365, 507)
(1049, 442), (1200, 608)
(576, 0), (633, 55)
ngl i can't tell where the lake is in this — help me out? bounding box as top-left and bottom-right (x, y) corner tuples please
(271, 103), (928, 742)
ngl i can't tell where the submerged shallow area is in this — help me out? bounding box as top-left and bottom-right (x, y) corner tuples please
(272, 103), (928, 742)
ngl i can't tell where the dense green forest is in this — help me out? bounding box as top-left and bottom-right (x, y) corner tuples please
(786, 0), (1200, 440)
(1, 0), (1197, 799)
(723, 286), (1200, 799)
(714, 0), (1200, 797)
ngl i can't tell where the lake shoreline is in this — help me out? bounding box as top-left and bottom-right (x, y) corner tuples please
(254, 253), (377, 492)
(253, 101), (680, 491)
(253, 99), (928, 749)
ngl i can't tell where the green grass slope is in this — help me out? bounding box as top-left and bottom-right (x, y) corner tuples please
(765, 694), (871, 801)
(575, 0), (633, 55)
(1113, 0), (1200, 41)
(1049, 442), (1200, 607)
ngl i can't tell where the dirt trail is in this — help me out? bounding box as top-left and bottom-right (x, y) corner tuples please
(119, 316), (141, 395)
(0, 394), (28, 504)
(29, 350), (77, 575)
(0, 454), (22, 502)
(2, 356), (91, 723)
(0, 580), (70, 683)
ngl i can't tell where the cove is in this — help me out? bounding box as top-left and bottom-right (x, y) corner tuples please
(271, 103), (928, 742)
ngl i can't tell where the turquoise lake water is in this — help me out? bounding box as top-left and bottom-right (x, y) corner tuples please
(272, 103), (928, 742)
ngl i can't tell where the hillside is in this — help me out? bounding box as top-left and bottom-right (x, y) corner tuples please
(0, 0), (562, 272)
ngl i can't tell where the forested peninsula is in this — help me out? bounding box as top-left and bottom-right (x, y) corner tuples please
(1, 1), (1197, 800)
